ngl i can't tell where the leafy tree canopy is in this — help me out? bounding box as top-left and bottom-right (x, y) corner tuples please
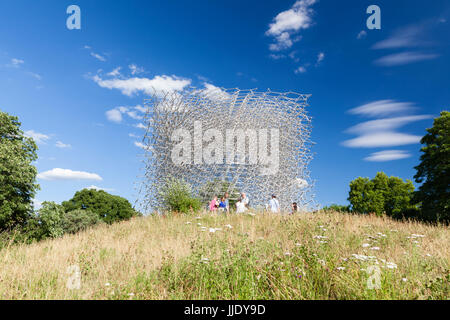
(0, 110), (39, 231)
(414, 111), (449, 222)
(62, 189), (140, 224)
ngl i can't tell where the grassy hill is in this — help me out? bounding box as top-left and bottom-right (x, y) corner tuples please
(0, 211), (448, 299)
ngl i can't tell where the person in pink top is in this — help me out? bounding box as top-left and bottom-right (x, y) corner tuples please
(209, 196), (219, 212)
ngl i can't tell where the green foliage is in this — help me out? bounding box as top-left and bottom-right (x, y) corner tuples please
(36, 202), (65, 239)
(159, 177), (202, 213)
(61, 209), (101, 234)
(348, 172), (416, 218)
(414, 111), (450, 222)
(62, 189), (140, 224)
(322, 204), (350, 213)
(0, 110), (39, 231)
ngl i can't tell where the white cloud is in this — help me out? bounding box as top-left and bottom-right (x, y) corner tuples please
(105, 108), (123, 123)
(86, 185), (114, 192)
(134, 105), (147, 113)
(294, 66), (307, 74)
(374, 52), (439, 66)
(129, 64), (144, 75)
(269, 53), (286, 60)
(135, 123), (146, 130)
(364, 150), (411, 162)
(24, 130), (50, 144)
(342, 132), (422, 148)
(348, 100), (416, 117)
(316, 52), (325, 64)
(129, 133), (140, 138)
(10, 58), (24, 67)
(134, 141), (152, 151)
(107, 67), (121, 77)
(92, 74), (191, 96)
(357, 30), (367, 39)
(266, 0), (317, 51)
(55, 141), (71, 149)
(347, 115), (432, 134)
(373, 25), (425, 50)
(90, 52), (106, 62)
(37, 168), (102, 181)
(28, 72), (42, 80)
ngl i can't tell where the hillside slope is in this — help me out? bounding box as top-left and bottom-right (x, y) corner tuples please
(0, 211), (448, 299)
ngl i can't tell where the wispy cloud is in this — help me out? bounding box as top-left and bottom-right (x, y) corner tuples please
(372, 25), (426, 50)
(105, 108), (123, 123)
(342, 132), (422, 148)
(86, 185), (114, 192)
(106, 105), (145, 123)
(316, 52), (325, 65)
(364, 150), (411, 162)
(265, 0), (317, 52)
(129, 64), (144, 75)
(357, 30), (367, 40)
(343, 100), (431, 150)
(24, 130), (50, 144)
(374, 52), (439, 66)
(10, 58), (24, 67)
(55, 141), (71, 149)
(294, 66), (307, 74)
(90, 52), (106, 62)
(348, 100), (416, 117)
(107, 67), (121, 77)
(346, 115), (432, 134)
(92, 74), (191, 96)
(37, 168), (102, 181)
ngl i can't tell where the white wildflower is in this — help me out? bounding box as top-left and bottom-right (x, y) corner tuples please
(362, 243), (370, 248)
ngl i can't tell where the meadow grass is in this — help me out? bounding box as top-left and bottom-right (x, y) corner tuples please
(0, 211), (448, 300)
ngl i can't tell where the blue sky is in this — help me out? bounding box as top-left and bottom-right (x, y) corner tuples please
(0, 0), (449, 209)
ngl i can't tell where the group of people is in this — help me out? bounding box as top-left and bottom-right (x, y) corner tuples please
(208, 192), (299, 214)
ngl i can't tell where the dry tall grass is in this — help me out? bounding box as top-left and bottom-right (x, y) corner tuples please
(0, 211), (448, 299)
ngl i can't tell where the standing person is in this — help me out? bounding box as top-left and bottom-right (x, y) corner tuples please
(209, 196), (218, 212)
(268, 194), (280, 213)
(236, 198), (247, 213)
(241, 193), (249, 209)
(223, 192), (230, 213)
(291, 202), (298, 215)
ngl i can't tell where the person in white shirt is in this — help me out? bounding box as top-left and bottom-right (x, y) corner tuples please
(236, 199), (247, 213)
(268, 194), (280, 213)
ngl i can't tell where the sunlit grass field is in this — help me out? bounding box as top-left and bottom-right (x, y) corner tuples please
(0, 211), (448, 300)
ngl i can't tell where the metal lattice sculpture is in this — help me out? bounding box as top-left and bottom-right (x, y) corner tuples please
(137, 87), (314, 213)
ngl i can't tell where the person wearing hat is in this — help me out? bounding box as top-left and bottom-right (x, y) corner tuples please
(268, 194), (280, 213)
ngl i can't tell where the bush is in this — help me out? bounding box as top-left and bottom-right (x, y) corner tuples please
(159, 177), (202, 214)
(35, 202), (65, 240)
(61, 209), (101, 234)
(62, 189), (140, 224)
(322, 204), (350, 213)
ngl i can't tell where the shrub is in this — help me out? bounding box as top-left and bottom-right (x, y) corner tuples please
(62, 189), (140, 224)
(322, 204), (350, 213)
(159, 177), (202, 214)
(36, 202), (65, 239)
(61, 209), (101, 234)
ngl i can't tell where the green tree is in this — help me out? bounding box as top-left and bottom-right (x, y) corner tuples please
(414, 111), (450, 222)
(0, 111), (39, 231)
(348, 177), (384, 215)
(159, 177), (202, 213)
(348, 172), (415, 217)
(62, 189), (140, 224)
